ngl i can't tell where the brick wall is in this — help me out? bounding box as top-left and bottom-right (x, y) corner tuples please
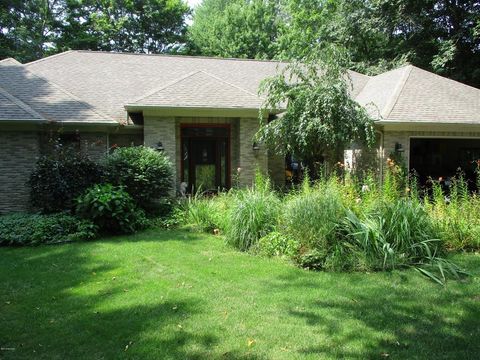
(0, 131), (39, 214)
(144, 115), (271, 190)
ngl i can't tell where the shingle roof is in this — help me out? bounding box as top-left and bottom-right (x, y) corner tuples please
(132, 70), (265, 109)
(25, 50), (369, 120)
(0, 86), (45, 121)
(1, 50), (476, 125)
(356, 65), (480, 124)
(0, 60), (115, 124)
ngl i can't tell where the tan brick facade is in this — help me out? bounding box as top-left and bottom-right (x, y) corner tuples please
(383, 130), (480, 167)
(144, 115), (276, 191)
(0, 131), (39, 214)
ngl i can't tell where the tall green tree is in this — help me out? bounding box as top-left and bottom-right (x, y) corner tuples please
(0, 0), (190, 62)
(0, 0), (63, 62)
(58, 0), (190, 53)
(187, 0), (280, 59)
(257, 46), (375, 175)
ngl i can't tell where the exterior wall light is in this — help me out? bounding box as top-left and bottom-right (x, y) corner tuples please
(252, 142), (260, 151)
(155, 141), (164, 152)
(395, 142), (404, 153)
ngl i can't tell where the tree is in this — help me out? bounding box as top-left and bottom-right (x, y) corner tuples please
(0, 0), (63, 62)
(187, 0), (280, 59)
(257, 46), (375, 176)
(0, 0), (190, 62)
(58, 0), (190, 54)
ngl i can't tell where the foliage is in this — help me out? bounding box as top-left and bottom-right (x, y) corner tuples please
(105, 146), (173, 210)
(226, 174), (280, 251)
(183, 192), (231, 233)
(1, 0), (190, 62)
(252, 231), (299, 258)
(281, 178), (346, 250)
(186, 0), (480, 87)
(29, 150), (104, 213)
(187, 0), (280, 59)
(76, 184), (147, 234)
(257, 46), (375, 175)
(0, 213), (97, 246)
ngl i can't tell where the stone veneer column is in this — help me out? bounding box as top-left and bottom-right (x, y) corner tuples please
(144, 116), (177, 191)
(238, 118), (267, 186)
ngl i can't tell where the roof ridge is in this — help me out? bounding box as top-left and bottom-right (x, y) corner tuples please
(198, 70), (261, 98)
(0, 58), (21, 65)
(132, 70), (203, 103)
(29, 49), (288, 65)
(24, 50), (76, 66)
(0, 85), (45, 120)
(381, 65), (413, 119)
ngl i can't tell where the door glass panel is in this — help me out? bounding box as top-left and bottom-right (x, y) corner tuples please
(220, 139), (226, 188)
(196, 165), (216, 190)
(182, 141), (189, 185)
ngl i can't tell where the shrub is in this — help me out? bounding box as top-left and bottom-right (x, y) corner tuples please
(226, 175), (280, 251)
(336, 200), (463, 284)
(76, 184), (147, 234)
(29, 153), (104, 213)
(105, 146), (173, 210)
(281, 178), (346, 250)
(0, 213), (97, 246)
(253, 231), (299, 258)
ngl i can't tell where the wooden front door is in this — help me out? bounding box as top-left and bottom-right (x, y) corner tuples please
(181, 125), (230, 193)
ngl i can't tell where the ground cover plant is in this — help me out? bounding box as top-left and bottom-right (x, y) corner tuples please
(0, 213), (97, 246)
(0, 228), (479, 359)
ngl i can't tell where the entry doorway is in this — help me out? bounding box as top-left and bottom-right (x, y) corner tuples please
(181, 125), (230, 193)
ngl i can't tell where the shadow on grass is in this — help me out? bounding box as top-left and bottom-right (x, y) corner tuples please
(0, 238), (222, 359)
(268, 265), (480, 360)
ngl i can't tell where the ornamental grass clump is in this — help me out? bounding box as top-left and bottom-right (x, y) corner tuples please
(226, 173), (280, 251)
(184, 191), (232, 234)
(336, 199), (464, 284)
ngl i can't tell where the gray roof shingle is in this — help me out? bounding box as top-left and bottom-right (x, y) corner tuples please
(25, 50), (368, 120)
(132, 70), (265, 109)
(0, 60), (115, 124)
(356, 65), (480, 124)
(0, 86), (45, 121)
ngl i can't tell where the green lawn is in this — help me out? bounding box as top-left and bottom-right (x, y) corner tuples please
(1, 229), (479, 359)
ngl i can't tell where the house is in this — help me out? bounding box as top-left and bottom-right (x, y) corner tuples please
(1, 50), (479, 213)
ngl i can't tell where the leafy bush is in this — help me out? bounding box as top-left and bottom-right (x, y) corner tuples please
(105, 146), (173, 210)
(226, 175), (280, 251)
(76, 184), (147, 234)
(29, 153), (103, 213)
(253, 231), (299, 257)
(0, 213), (97, 246)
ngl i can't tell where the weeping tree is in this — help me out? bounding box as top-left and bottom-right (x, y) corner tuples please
(257, 46), (376, 178)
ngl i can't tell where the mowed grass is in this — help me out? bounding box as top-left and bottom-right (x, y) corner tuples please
(1, 229), (479, 360)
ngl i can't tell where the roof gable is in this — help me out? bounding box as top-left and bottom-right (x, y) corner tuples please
(0, 60), (115, 124)
(132, 70), (264, 109)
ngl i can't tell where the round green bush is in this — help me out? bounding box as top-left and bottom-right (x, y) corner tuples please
(105, 146), (173, 210)
(76, 184), (147, 234)
(29, 154), (104, 213)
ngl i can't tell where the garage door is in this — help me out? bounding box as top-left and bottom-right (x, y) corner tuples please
(409, 138), (480, 188)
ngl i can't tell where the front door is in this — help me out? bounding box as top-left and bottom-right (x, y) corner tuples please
(181, 126), (230, 193)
